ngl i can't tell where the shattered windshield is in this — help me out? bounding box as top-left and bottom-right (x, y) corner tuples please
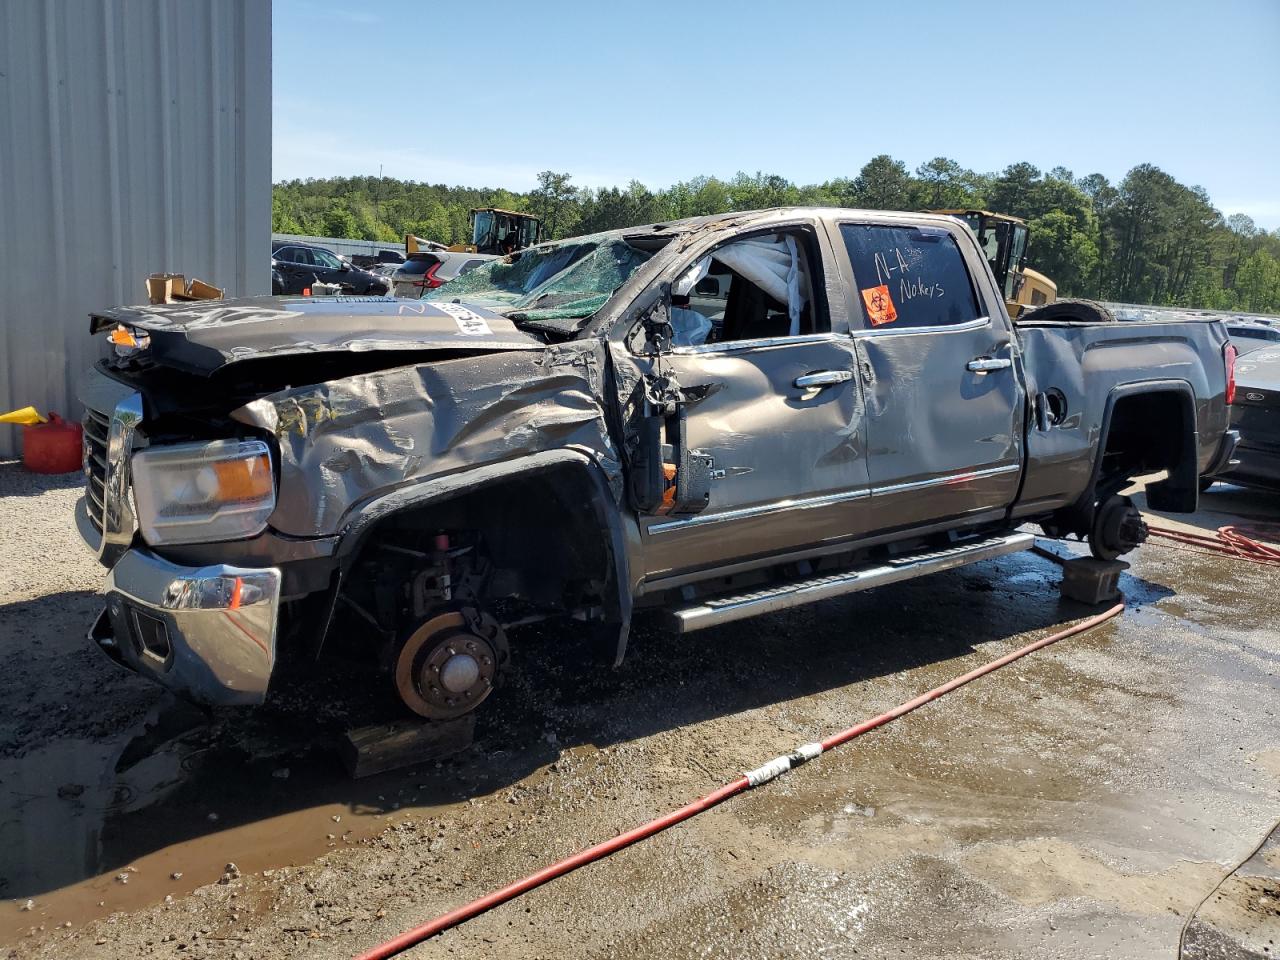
(424, 238), (653, 323)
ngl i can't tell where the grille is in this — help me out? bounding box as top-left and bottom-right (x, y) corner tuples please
(82, 407), (110, 538)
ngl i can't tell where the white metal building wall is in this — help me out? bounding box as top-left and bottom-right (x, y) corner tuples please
(0, 0), (271, 458)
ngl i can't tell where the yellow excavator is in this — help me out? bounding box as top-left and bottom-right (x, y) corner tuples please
(930, 210), (1057, 318)
(405, 207), (543, 258)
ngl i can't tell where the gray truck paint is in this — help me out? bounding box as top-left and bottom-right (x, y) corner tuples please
(79, 207), (1236, 698)
(1014, 324), (1227, 511)
(229, 340), (620, 536)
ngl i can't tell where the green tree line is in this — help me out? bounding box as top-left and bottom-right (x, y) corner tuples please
(273, 157), (1280, 312)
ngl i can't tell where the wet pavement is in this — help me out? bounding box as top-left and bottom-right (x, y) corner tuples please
(1181, 820), (1280, 959)
(1, 462), (1277, 959)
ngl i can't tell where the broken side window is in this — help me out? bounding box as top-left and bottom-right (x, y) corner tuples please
(668, 231), (822, 346)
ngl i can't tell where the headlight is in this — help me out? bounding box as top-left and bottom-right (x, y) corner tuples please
(131, 439), (275, 545)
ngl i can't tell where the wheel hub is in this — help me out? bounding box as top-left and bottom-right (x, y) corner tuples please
(439, 652), (482, 693)
(393, 611), (508, 720)
(1090, 495), (1148, 560)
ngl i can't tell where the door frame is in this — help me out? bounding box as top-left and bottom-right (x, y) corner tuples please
(818, 211), (1013, 337)
(820, 213), (1027, 520)
(606, 215), (873, 582)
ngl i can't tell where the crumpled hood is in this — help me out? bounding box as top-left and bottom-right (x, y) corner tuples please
(90, 295), (543, 375)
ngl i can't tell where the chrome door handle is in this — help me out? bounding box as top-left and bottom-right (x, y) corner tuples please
(966, 357), (1013, 373)
(794, 370), (853, 388)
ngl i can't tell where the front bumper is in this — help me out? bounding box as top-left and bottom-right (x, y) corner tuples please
(91, 546), (282, 707)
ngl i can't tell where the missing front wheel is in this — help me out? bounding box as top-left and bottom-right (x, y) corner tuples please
(392, 609), (509, 719)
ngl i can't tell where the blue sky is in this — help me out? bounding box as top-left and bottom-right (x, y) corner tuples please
(273, 0), (1280, 228)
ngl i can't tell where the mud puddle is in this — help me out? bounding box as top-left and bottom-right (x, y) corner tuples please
(0, 694), (513, 943)
(0, 616), (614, 946)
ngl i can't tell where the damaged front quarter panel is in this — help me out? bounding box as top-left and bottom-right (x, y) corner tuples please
(232, 340), (623, 537)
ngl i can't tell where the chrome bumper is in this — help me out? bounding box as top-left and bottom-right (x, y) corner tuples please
(91, 547), (282, 707)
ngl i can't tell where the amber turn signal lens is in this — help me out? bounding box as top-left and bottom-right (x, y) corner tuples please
(109, 325), (137, 347)
(211, 454), (272, 500)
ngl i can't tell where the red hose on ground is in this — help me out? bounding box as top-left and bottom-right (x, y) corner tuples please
(1145, 521), (1280, 566)
(354, 602), (1125, 960)
(356, 778), (750, 959)
(819, 603), (1122, 751)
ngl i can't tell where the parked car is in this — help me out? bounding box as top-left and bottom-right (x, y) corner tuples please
(78, 208), (1235, 718)
(1226, 318), (1280, 354)
(391, 251), (495, 298)
(270, 241), (390, 295)
(348, 250), (406, 270)
(1212, 347), (1280, 491)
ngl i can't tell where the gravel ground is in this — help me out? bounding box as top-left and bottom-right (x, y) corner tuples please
(1, 462), (1277, 959)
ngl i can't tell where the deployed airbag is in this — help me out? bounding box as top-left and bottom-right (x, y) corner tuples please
(677, 235), (807, 336)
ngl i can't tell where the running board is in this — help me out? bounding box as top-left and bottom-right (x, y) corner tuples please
(663, 532), (1035, 634)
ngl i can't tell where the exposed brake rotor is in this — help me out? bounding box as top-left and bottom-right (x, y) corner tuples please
(393, 610), (509, 720)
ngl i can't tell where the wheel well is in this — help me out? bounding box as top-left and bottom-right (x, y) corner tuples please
(328, 465), (619, 662)
(1094, 388), (1197, 511)
(1046, 387), (1197, 539)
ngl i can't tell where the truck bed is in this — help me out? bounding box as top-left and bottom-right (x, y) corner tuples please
(1014, 314), (1231, 518)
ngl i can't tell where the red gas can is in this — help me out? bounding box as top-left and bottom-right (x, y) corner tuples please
(23, 414), (84, 474)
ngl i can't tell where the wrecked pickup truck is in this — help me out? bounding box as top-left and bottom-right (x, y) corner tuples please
(76, 208), (1240, 718)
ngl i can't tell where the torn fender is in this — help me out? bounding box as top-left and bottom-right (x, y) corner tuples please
(332, 447), (634, 665)
(232, 341), (623, 538)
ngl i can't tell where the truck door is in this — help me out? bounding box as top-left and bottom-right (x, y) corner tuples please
(614, 223), (873, 580)
(832, 220), (1025, 529)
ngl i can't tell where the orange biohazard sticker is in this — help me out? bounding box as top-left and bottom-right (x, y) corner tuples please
(861, 284), (898, 326)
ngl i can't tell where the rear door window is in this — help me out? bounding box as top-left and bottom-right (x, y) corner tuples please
(839, 224), (981, 330)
